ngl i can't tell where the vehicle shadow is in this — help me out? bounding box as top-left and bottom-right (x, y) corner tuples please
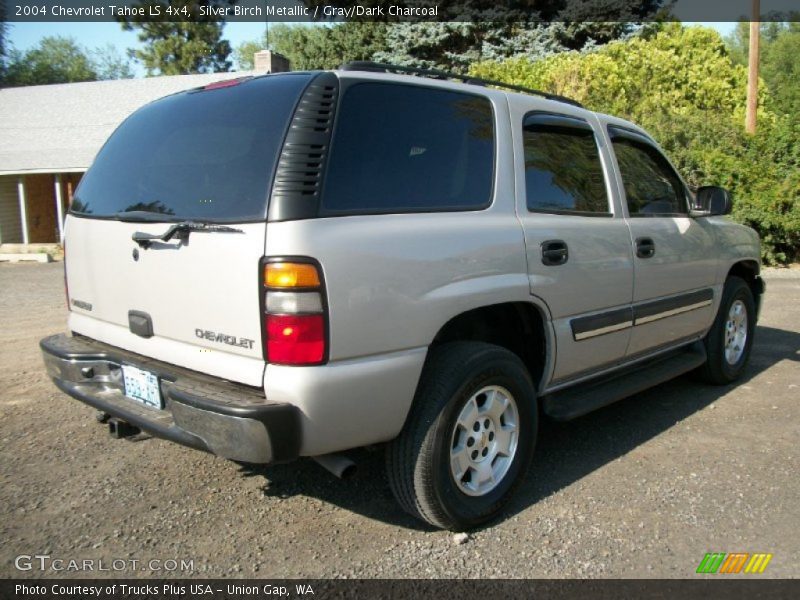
(238, 324), (798, 531)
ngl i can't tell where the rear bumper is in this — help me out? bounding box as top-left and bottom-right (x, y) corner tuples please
(40, 333), (299, 464)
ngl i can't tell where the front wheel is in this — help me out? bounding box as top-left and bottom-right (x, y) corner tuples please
(698, 276), (756, 384)
(386, 342), (537, 530)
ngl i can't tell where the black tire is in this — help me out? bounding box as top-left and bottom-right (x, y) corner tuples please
(386, 341), (538, 531)
(697, 276), (756, 385)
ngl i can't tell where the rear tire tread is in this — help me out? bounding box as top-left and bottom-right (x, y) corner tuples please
(386, 341), (535, 530)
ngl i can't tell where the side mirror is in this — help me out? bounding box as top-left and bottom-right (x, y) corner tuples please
(692, 186), (732, 216)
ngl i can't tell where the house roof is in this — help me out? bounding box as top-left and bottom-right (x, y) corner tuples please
(0, 71), (254, 176)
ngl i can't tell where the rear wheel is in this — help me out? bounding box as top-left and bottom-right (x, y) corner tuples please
(386, 342), (537, 530)
(698, 276), (756, 384)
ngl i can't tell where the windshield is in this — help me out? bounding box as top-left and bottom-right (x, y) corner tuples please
(71, 73), (313, 222)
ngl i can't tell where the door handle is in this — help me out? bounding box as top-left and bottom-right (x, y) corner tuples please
(636, 237), (655, 259)
(541, 239), (568, 266)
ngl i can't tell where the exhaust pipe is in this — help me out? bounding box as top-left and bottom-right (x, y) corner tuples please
(108, 418), (140, 439)
(313, 453), (356, 479)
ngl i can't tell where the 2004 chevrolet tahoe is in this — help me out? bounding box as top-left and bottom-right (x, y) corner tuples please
(41, 62), (764, 530)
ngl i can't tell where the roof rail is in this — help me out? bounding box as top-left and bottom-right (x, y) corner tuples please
(339, 61), (583, 108)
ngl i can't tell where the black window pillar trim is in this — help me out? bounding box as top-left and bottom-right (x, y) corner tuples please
(268, 72), (340, 222)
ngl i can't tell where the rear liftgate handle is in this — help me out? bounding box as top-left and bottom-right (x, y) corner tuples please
(541, 239), (569, 266)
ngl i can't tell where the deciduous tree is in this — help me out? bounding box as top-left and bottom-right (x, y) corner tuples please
(5, 36), (98, 86)
(727, 20), (800, 117)
(92, 44), (135, 80)
(236, 22), (387, 71)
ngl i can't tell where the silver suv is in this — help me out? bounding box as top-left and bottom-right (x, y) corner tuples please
(40, 63), (764, 530)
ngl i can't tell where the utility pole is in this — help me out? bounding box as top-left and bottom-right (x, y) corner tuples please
(745, 0), (760, 134)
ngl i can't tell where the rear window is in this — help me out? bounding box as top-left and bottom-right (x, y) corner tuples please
(321, 83), (495, 214)
(71, 73), (313, 222)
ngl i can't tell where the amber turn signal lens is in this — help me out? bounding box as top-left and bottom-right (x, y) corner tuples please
(265, 262), (321, 288)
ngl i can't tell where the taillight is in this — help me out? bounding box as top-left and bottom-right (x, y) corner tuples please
(266, 314), (325, 364)
(265, 262), (320, 288)
(262, 260), (327, 365)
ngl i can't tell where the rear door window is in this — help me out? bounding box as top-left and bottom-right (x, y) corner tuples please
(321, 83), (495, 214)
(71, 73), (314, 222)
(523, 114), (609, 215)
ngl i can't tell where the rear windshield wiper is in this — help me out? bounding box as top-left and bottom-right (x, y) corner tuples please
(132, 221), (243, 248)
(114, 211), (182, 223)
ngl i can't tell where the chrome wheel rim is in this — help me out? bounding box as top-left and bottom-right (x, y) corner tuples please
(449, 385), (519, 497)
(724, 299), (748, 365)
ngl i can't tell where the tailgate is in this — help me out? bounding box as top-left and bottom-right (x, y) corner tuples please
(66, 217), (267, 386)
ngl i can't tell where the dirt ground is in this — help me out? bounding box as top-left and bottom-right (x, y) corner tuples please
(1, 262), (798, 578)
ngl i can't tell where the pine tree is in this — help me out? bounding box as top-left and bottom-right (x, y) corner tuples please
(374, 21), (637, 73)
(119, 1), (234, 75)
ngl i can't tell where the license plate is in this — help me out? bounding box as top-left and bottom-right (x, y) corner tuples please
(122, 365), (163, 409)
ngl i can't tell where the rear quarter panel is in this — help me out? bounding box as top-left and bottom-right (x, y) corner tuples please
(265, 90), (529, 362)
(263, 92), (534, 454)
(265, 212), (530, 361)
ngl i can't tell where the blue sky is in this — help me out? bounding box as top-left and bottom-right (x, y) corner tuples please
(7, 21), (271, 59)
(6, 20), (737, 73)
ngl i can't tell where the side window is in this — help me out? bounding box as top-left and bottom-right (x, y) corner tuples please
(611, 137), (688, 216)
(321, 83), (494, 214)
(523, 116), (609, 214)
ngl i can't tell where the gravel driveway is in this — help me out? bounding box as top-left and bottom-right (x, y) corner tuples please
(1, 262), (798, 578)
